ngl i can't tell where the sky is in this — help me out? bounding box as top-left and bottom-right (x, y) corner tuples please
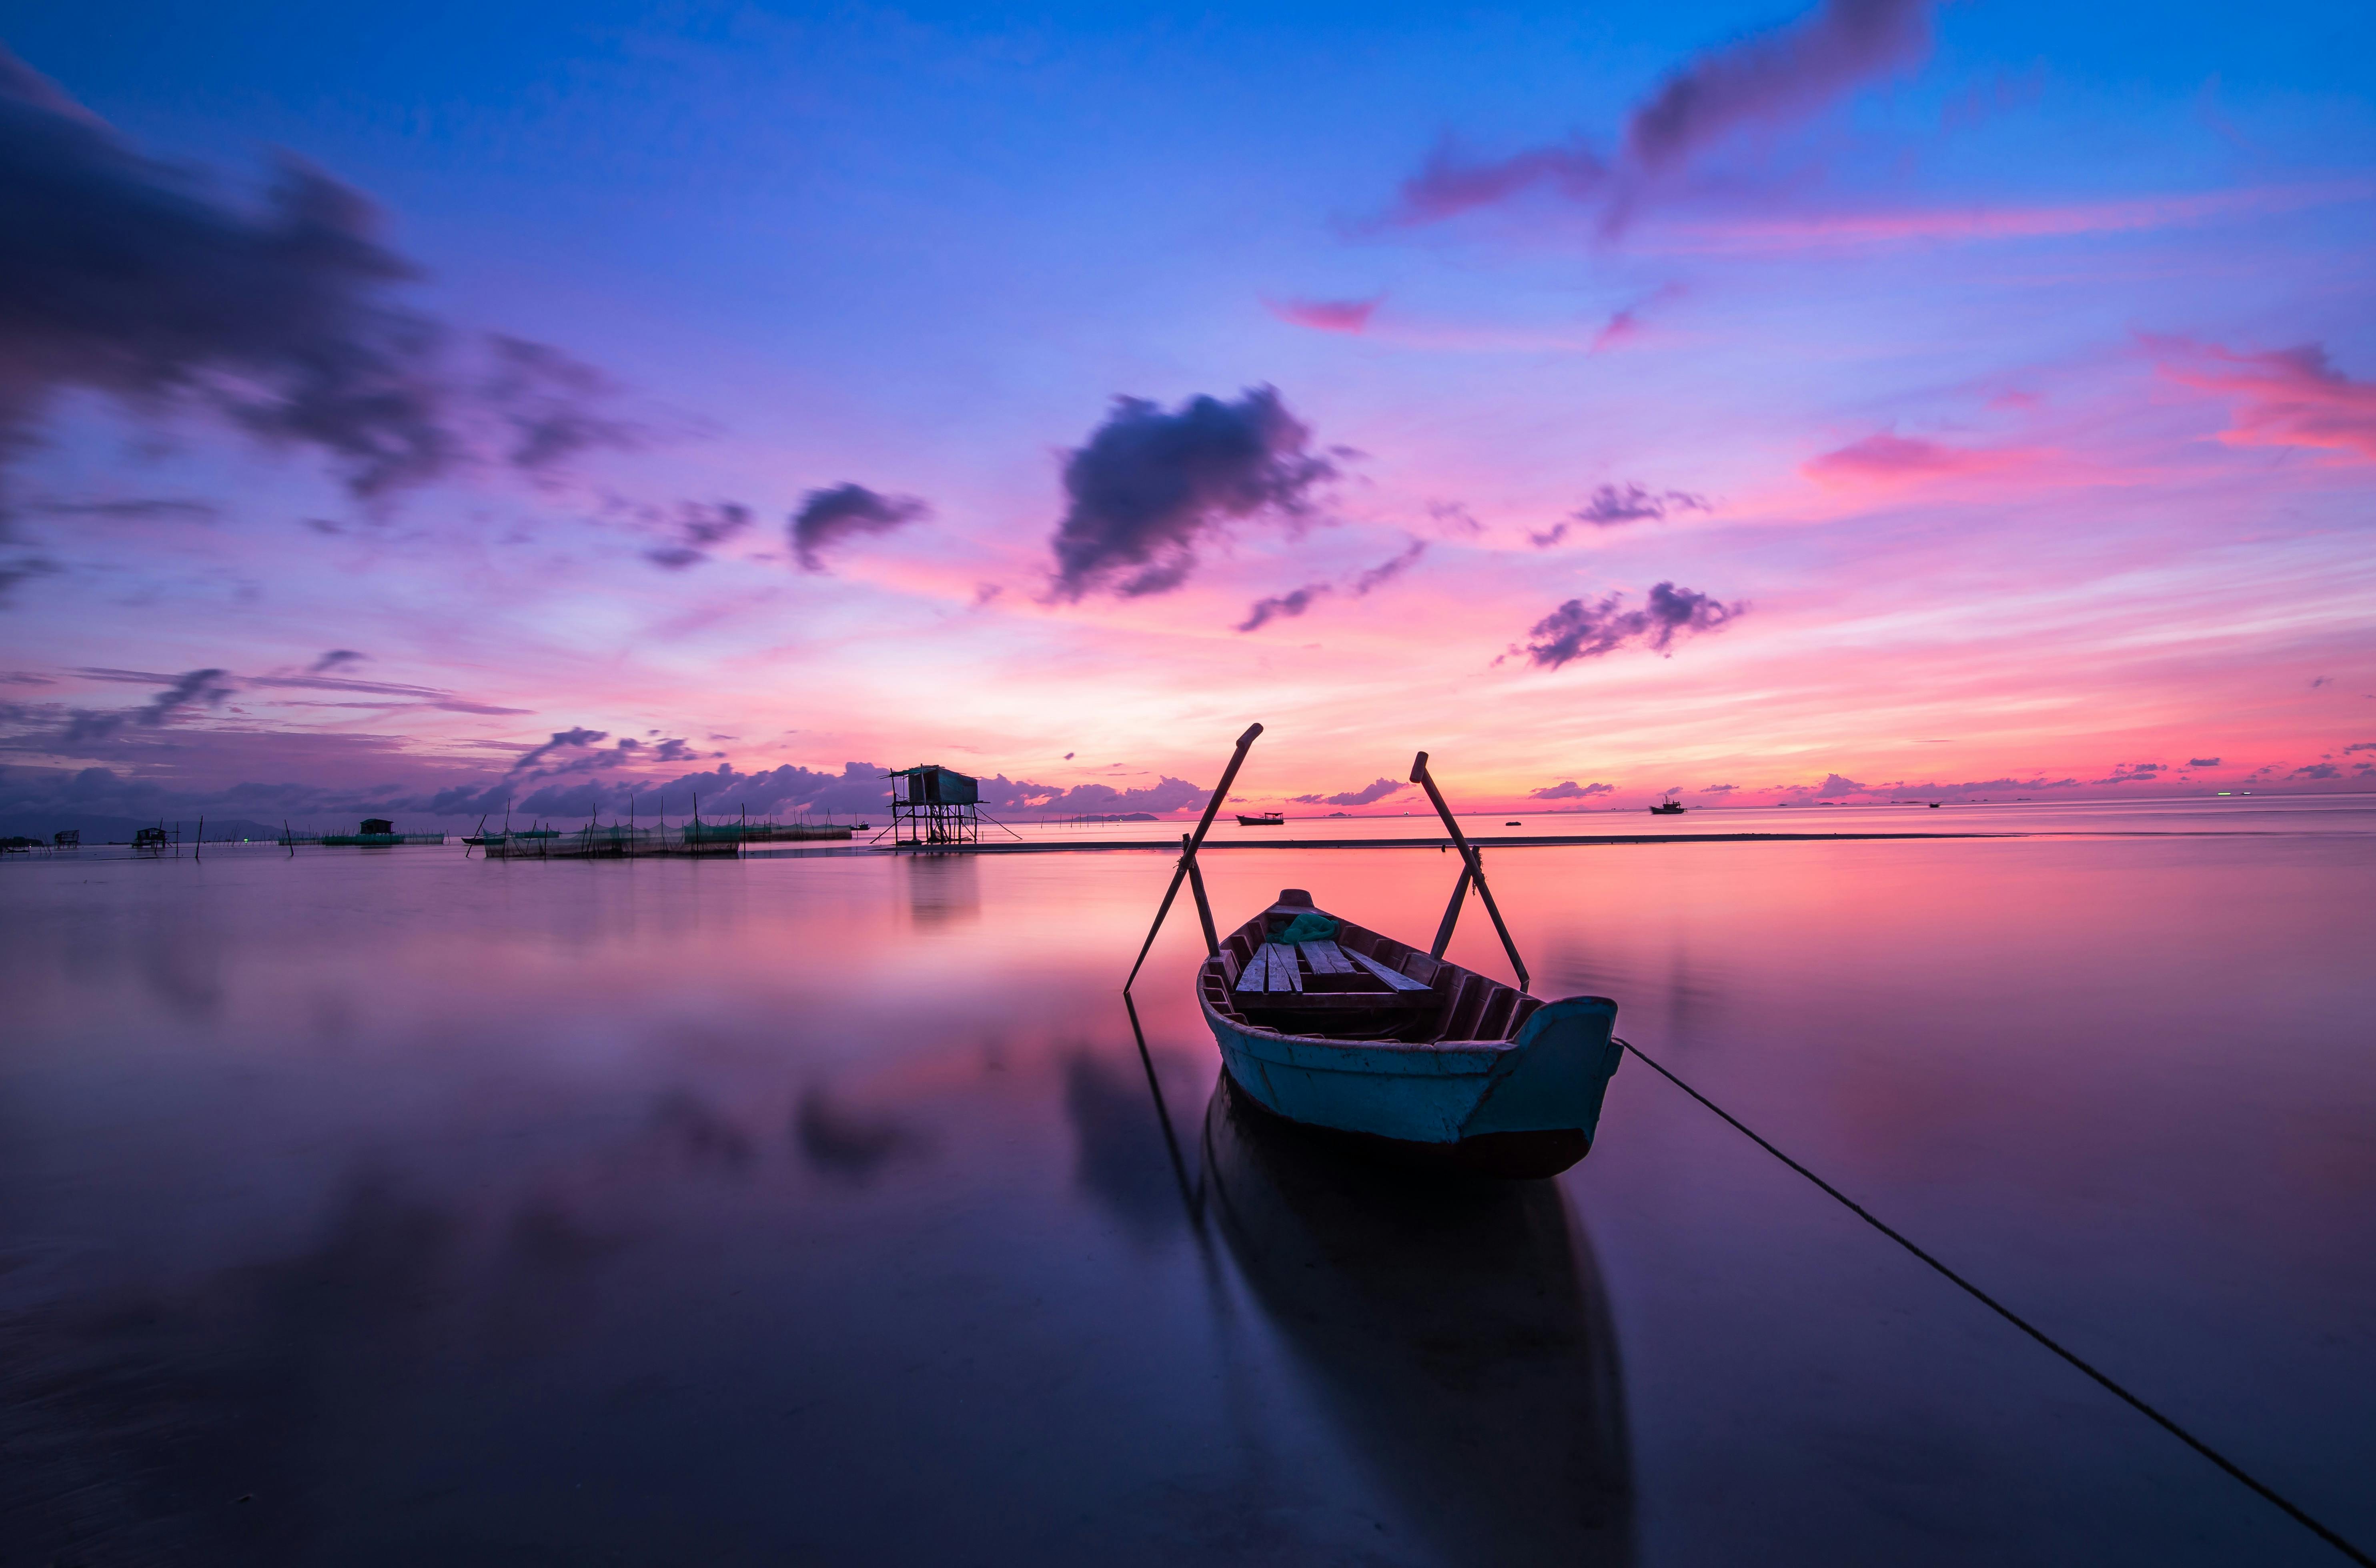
(1, 0), (2372, 829)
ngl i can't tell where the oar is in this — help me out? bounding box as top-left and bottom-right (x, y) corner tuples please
(1410, 751), (1530, 992)
(1123, 722), (1263, 991)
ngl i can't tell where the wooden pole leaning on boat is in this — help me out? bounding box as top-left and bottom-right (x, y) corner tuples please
(1123, 722), (1264, 991)
(1409, 751), (1531, 993)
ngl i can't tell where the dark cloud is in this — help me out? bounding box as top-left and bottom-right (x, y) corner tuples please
(2290, 763), (2340, 780)
(1531, 485), (1709, 547)
(244, 672), (528, 715)
(1237, 584), (1327, 633)
(508, 727), (607, 773)
(2186, 756), (2222, 767)
(1625, 0), (1930, 171)
(2089, 761), (2163, 785)
(1426, 500), (1484, 539)
(1516, 581), (1745, 668)
(0, 46), (634, 517)
(308, 649), (365, 675)
(53, 667), (236, 744)
(1291, 777), (1408, 807)
(1351, 538), (1426, 594)
(643, 501), (755, 570)
(1810, 772), (1867, 798)
(1390, 0), (1931, 229)
(1003, 774), (1210, 816)
(1048, 386), (1336, 600)
(2343, 743), (2376, 755)
(790, 484), (930, 573)
(1394, 136), (1607, 226)
(1701, 783), (1739, 794)
(479, 334), (638, 474)
(1530, 779), (1613, 799)
(0, 553), (58, 603)
(26, 497), (218, 522)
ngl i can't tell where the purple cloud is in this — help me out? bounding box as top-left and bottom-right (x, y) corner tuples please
(1517, 581), (1745, 668)
(55, 666), (235, 744)
(509, 727), (607, 773)
(1237, 584), (1327, 633)
(1391, 0), (1931, 229)
(1236, 539), (1424, 634)
(1529, 779), (1614, 799)
(1292, 777), (1408, 807)
(1531, 484), (1711, 547)
(0, 46), (635, 513)
(1049, 386), (1336, 600)
(791, 484), (931, 573)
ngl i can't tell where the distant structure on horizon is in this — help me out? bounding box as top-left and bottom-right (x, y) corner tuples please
(885, 764), (983, 847)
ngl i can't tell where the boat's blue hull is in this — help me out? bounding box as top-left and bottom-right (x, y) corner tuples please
(1198, 987), (1623, 1176)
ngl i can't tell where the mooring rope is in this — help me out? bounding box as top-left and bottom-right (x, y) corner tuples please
(1615, 1037), (2372, 1566)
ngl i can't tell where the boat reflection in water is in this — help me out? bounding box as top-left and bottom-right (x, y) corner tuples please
(1200, 1070), (1633, 1566)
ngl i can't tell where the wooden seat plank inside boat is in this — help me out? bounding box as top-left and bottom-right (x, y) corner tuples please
(1211, 895), (1558, 1045)
(1298, 939), (1357, 975)
(1342, 946), (1430, 992)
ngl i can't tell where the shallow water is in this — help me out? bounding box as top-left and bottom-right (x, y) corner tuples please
(3, 812), (2372, 1565)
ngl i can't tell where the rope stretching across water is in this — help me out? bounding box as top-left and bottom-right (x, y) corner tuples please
(1615, 1037), (2372, 1567)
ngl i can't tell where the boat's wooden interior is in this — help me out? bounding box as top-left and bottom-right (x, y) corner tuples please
(1202, 902), (1545, 1045)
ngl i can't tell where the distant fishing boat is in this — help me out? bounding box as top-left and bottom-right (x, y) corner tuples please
(1237, 811), (1286, 826)
(1197, 888), (1621, 1178)
(1649, 794), (1685, 815)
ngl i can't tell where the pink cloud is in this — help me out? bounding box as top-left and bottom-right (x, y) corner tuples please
(1653, 181), (2371, 256)
(2156, 340), (2376, 463)
(1591, 308), (1642, 352)
(1265, 295), (1382, 334)
(1803, 433), (2037, 487)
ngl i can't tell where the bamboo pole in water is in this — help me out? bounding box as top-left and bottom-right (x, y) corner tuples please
(1124, 722), (1262, 991)
(1409, 751), (1530, 993)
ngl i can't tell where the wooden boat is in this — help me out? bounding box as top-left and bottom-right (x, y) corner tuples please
(1197, 889), (1621, 1178)
(1648, 799), (1685, 815)
(1126, 729), (1625, 1180)
(1236, 811), (1286, 826)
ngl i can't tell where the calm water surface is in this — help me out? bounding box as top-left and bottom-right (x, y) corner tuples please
(4, 807), (2372, 1564)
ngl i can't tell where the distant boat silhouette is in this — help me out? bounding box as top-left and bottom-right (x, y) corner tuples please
(1648, 795), (1685, 815)
(1237, 811), (1286, 826)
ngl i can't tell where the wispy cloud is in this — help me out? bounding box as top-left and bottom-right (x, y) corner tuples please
(1390, 0), (1931, 230)
(1235, 539), (1425, 633)
(2155, 338), (2376, 464)
(1802, 432), (2044, 488)
(1265, 295), (1382, 334)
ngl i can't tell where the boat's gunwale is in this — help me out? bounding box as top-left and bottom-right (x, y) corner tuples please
(1201, 903), (1536, 1054)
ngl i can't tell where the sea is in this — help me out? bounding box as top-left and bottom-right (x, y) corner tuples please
(4, 796), (2372, 1565)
